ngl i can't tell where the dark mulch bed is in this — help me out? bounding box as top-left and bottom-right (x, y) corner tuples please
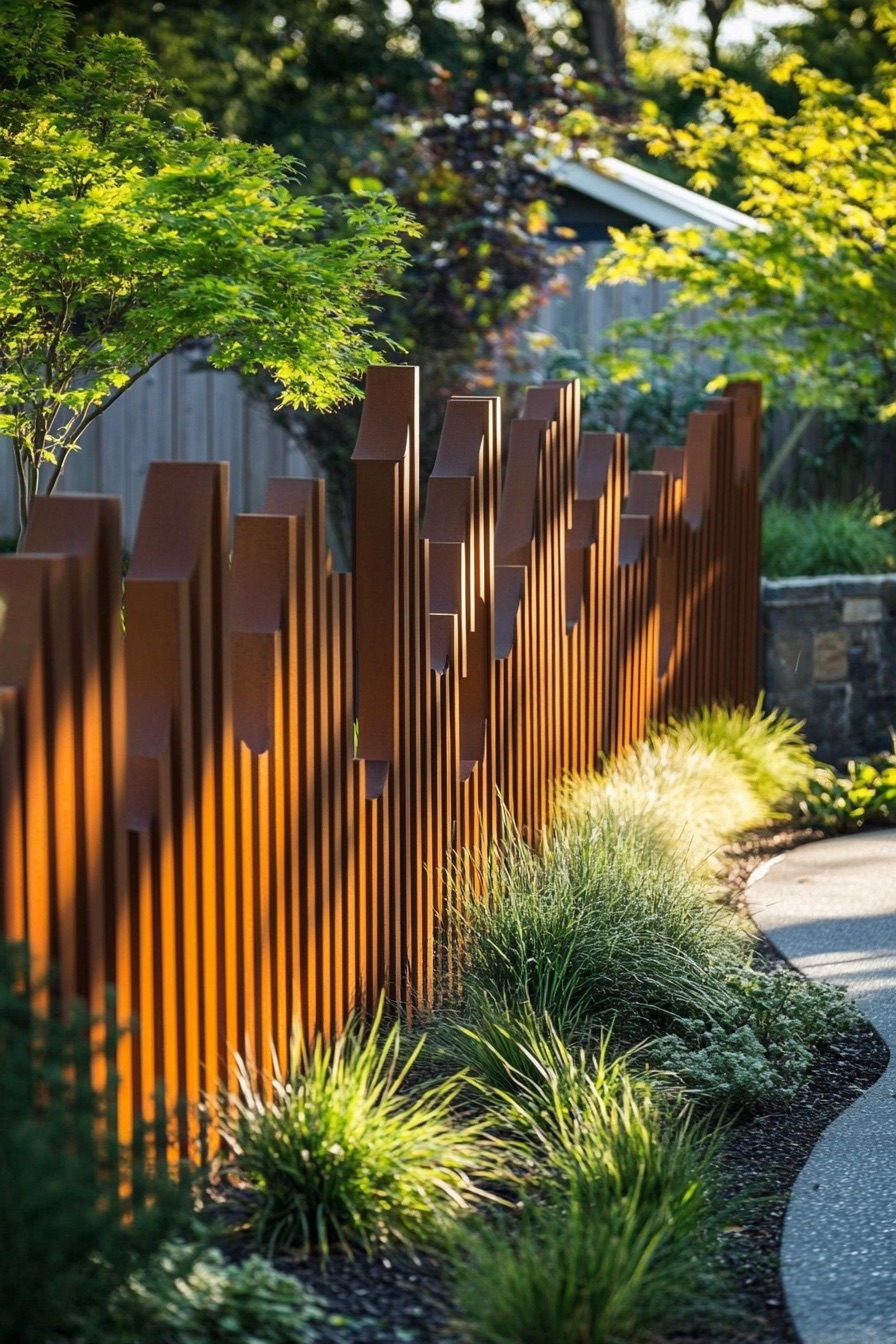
(214, 826), (890, 1343)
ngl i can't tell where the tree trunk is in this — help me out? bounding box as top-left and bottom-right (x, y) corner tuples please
(574, 0), (627, 75)
(704, 0), (736, 67)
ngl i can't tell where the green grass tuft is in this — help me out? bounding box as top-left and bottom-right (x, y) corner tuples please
(219, 1000), (500, 1257)
(447, 814), (743, 1041)
(450, 1023), (730, 1344)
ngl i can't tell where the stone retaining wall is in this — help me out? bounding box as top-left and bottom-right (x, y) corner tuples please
(762, 575), (896, 763)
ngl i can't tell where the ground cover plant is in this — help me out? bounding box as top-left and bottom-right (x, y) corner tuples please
(762, 497), (896, 578)
(102, 1242), (348, 1344)
(649, 967), (858, 1112)
(800, 751), (896, 832)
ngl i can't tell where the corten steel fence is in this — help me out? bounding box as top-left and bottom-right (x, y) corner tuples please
(0, 367), (761, 1152)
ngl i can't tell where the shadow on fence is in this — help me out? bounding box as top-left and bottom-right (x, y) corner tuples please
(0, 366), (761, 1155)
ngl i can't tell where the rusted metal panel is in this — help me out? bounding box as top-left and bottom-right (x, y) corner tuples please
(0, 368), (762, 1157)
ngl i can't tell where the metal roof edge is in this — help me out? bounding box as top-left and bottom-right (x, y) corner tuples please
(550, 155), (768, 234)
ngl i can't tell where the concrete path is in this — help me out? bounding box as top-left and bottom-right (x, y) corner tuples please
(746, 831), (896, 1344)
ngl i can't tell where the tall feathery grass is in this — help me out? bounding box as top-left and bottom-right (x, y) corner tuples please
(556, 700), (815, 874)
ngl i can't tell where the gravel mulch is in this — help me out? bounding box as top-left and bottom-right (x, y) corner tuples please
(214, 825), (890, 1344)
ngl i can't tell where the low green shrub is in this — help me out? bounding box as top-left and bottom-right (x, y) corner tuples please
(448, 815), (743, 1040)
(0, 942), (192, 1344)
(102, 1243), (343, 1344)
(762, 495), (896, 578)
(651, 967), (859, 1112)
(799, 753), (896, 832)
(219, 1000), (498, 1257)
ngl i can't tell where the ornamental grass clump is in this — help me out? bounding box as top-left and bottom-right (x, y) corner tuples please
(453, 1188), (727, 1344)
(655, 700), (815, 813)
(219, 1001), (498, 1257)
(451, 1022), (731, 1344)
(762, 496), (896, 579)
(447, 814), (743, 1040)
(557, 699), (814, 874)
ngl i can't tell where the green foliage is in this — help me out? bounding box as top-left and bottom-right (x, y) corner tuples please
(0, 942), (192, 1344)
(560, 736), (767, 874)
(799, 752), (896, 831)
(452, 1182), (728, 1344)
(547, 334), (712, 469)
(450, 1031), (729, 1344)
(436, 1004), (632, 1115)
(762, 496), (896, 577)
(219, 1001), (497, 1257)
(591, 42), (896, 426)
(651, 967), (859, 1111)
(103, 1242), (341, 1344)
(0, 0), (417, 535)
(774, 0), (892, 93)
(447, 814), (743, 1040)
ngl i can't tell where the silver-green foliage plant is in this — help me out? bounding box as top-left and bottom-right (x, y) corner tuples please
(219, 1001), (497, 1257)
(448, 815), (743, 1039)
(0, 0), (417, 538)
(651, 967), (859, 1112)
(103, 1243), (340, 1344)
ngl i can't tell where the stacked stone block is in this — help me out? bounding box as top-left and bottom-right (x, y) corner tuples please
(762, 575), (896, 762)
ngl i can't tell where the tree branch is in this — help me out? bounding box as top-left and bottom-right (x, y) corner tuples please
(11, 436), (28, 550)
(760, 406), (816, 497)
(44, 348), (174, 495)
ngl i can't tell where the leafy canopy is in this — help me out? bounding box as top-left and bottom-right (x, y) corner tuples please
(591, 41), (896, 420)
(0, 0), (417, 532)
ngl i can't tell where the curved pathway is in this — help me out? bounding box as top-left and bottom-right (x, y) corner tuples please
(747, 831), (896, 1344)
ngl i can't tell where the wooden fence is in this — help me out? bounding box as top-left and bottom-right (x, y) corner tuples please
(0, 346), (314, 546)
(0, 367), (761, 1152)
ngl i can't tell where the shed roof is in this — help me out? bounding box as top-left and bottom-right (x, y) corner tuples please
(550, 156), (766, 235)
